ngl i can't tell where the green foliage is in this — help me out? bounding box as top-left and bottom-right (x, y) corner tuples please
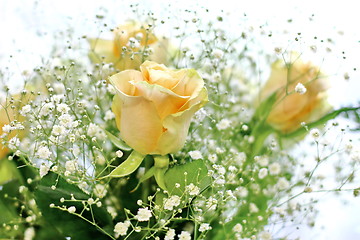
(34, 172), (114, 240)
(102, 151), (145, 178)
(105, 130), (132, 151)
(164, 160), (211, 196)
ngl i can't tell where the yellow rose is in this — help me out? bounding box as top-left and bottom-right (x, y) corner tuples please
(260, 53), (330, 133)
(0, 94), (27, 159)
(89, 21), (172, 71)
(110, 61), (208, 155)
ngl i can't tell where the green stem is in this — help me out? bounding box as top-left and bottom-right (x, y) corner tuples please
(141, 157), (152, 204)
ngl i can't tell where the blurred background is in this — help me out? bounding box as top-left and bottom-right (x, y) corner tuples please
(1, 0), (359, 239)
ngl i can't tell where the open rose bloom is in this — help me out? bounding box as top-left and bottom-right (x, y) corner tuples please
(260, 54), (331, 133)
(110, 61), (208, 155)
(89, 21), (171, 71)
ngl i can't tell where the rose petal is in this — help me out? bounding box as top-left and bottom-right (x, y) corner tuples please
(154, 87), (208, 155)
(109, 70), (143, 96)
(133, 81), (189, 119)
(119, 95), (163, 155)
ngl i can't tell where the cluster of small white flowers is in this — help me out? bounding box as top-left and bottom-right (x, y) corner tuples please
(56, 103), (70, 114)
(178, 231), (191, 240)
(233, 223), (243, 233)
(268, 162), (281, 175)
(65, 160), (78, 174)
(185, 183), (200, 196)
(199, 223), (212, 232)
(163, 195), (181, 211)
(67, 206), (76, 213)
(212, 49), (224, 59)
(39, 102), (54, 117)
(164, 229), (176, 240)
(259, 231), (272, 240)
(39, 164), (50, 178)
(8, 137), (20, 150)
(104, 110), (115, 121)
(216, 118), (231, 130)
(295, 82), (307, 94)
(94, 184), (108, 198)
(114, 221), (131, 238)
(258, 168), (268, 179)
(189, 150), (203, 160)
(20, 104), (32, 116)
(107, 206), (118, 219)
(205, 197), (218, 211)
(135, 207), (152, 222)
(51, 125), (66, 136)
(37, 146), (52, 159)
(87, 123), (106, 140)
(276, 177), (290, 190)
(310, 128), (320, 139)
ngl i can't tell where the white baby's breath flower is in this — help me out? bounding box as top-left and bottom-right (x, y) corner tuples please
(216, 119), (231, 130)
(114, 221), (131, 237)
(295, 82), (307, 94)
(107, 206), (118, 219)
(310, 128), (320, 139)
(51, 125), (66, 136)
(199, 223), (212, 232)
(2, 124), (13, 133)
(87, 123), (106, 140)
(65, 160), (77, 173)
(165, 229), (176, 240)
(8, 137), (20, 150)
(178, 231), (191, 240)
(259, 231), (272, 240)
(51, 94), (64, 103)
(135, 207), (152, 222)
(94, 184), (107, 198)
(163, 195), (181, 211)
(59, 114), (73, 128)
(189, 150), (203, 160)
(269, 162), (281, 175)
(39, 102), (54, 117)
(185, 183), (200, 196)
(249, 202), (259, 213)
(206, 197), (217, 211)
(233, 223), (243, 233)
(53, 83), (65, 94)
(104, 110), (115, 121)
(24, 227), (35, 240)
(116, 150), (123, 158)
(56, 103), (70, 114)
(39, 164), (50, 178)
(208, 153), (218, 163)
(277, 177), (290, 190)
(37, 146), (52, 159)
(212, 48), (224, 59)
(258, 168), (268, 179)
(67, 206), (76, 214)
(20, 104), (32, 116)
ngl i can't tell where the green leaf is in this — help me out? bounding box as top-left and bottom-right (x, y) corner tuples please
(283, 106), (360, 139)
(105, 130), (132, 151)
(131, 166), (155, 192)
(102, 151), (145, 178)
(164, 160), (210, 196)
(0, 180), (24, 238)
(34, 172), (114, 240)
(154, 167), (168, 191)
(0, 159), (22, 185)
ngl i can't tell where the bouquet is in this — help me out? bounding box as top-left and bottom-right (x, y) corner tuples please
(1, 2), (359, 240)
